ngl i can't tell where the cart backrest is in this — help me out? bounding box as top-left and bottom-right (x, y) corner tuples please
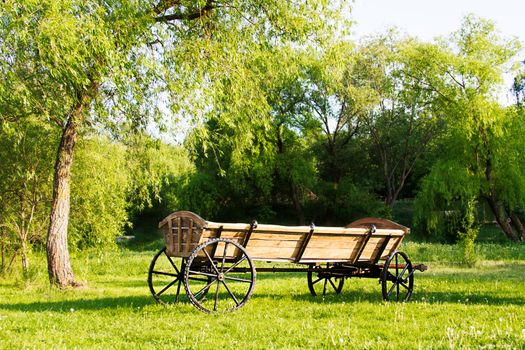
(159, 211), (207, 257)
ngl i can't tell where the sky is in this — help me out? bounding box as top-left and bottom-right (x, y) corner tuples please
(349, 0), (525, 43)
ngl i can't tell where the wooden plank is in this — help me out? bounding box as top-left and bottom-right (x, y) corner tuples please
(177, 217), (182, 254)
(245, 239), (304, 249)
(248, 246), (299, 260)
(166, 218), (173, 255)
(206, 221), (405, 236)
(371, 236), (391, 264)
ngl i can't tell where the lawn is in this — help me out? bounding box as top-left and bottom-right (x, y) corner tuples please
(0, 242), (524, 349)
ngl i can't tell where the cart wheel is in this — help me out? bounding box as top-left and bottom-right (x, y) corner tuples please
(148, 247), (185, 304)
(184, 238), (256, 313)
(381, 251), (414, 302)
(307, 263), (344, 296)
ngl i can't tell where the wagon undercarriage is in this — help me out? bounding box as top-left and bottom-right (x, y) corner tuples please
(148, 211), (428, 313)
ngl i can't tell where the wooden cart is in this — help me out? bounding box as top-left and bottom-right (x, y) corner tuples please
(148, 211), (427, 313)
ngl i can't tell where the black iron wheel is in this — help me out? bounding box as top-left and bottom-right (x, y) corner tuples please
(148, 247), (185, 304)
(381, 251), (414, 302)
(184, 238), (256, 313)
(307, 263), (344, 296)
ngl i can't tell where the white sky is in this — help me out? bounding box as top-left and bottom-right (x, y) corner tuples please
(350, 0), (525, 43)
(348, 0), (525, 104)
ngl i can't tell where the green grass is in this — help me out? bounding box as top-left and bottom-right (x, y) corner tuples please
(1, 243), (525, 349)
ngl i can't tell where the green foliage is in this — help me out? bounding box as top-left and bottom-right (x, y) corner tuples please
(69, 137), (130, 250)
(0, 118), (56, 270)
(413, 16), (524, 242)
(69, 133), (194, 250)
(124, 133), (194, 217)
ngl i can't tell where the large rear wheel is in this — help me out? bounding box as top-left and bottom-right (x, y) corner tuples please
(184, 238), (256, 313)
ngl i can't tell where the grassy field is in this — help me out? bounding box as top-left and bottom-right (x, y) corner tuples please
(1, 241), (524, 349)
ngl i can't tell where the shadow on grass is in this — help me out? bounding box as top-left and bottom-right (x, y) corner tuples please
(1, 286), (524, 314)
(286, 288), (525, 306)
(0, 295), (153, 313)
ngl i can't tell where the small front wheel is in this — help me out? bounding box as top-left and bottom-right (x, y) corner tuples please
(184, 238), (256, 313)
(381, 251), (414, 302)
(307, 263), (344, 296)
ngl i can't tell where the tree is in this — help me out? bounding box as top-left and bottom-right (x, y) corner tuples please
(357, 35), (443, 206)
(0, 0), (344, 286)
(0, 119), (56, 273)
(414, 16), (524, 242)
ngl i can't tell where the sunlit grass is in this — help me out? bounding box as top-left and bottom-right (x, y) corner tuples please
(0, 244), (524, 349)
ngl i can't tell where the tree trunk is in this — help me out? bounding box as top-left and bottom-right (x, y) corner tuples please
(510, 212), (525, 241)
(1, 239), (4, 272)
(290, 183), (305, 225)
(485, 196), (519, 242)
(46, 84), (95, 287)
(21, 240), (28, 273)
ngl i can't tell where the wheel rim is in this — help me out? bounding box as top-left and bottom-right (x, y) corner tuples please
(307, 263), (344, 296)
(148, 247), (185, 304)
(184, 238), (256, 313)
(381, 251), (414, 302)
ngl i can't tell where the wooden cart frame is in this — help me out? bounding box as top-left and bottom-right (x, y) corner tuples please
(148, 211), (427, 313)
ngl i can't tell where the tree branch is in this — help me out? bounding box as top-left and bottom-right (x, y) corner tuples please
(155, 2), (216, 22)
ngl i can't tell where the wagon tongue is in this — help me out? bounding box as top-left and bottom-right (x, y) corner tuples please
(413, 264), (428, 272)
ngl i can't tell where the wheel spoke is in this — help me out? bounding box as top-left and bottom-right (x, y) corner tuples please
(156, 277), (179, 297)
(323, 278), (328, 295)
(221, 281), (240, 306)
(152, 270), (179, 278)
(311, 277), (323, 286)
(175, 279), (182, 303)
(223, 275), (253, 283)
(213, 280), (220, 311)
(224, 256), (247, 274)
(397, 264), (410, 280)
(163, 251), (180, 274)
(387, 281), (397, 298)
(328, 278), (338, 291)
(395, 254), (399, 301)
(220, 242), (228, 273)
(189, 270), (217, 278)
(203, 248), (220, 275)
(194, 279), (217, 298)
(399, 280), (411, 291)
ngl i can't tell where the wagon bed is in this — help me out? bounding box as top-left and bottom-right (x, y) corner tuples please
(148, 211), (427, 313)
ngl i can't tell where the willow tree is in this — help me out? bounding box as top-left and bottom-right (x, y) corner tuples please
(413, 16), (524, 242)
(0, 0), (343, 286)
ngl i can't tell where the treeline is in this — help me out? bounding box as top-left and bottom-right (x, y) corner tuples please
(1, 2), (525, 278)
(182, 17), (525, 244)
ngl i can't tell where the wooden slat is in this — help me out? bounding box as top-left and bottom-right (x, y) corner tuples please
(185, 219), (193, 254)
(166, 218), (173, 255)
(177, 217), (182, 254)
